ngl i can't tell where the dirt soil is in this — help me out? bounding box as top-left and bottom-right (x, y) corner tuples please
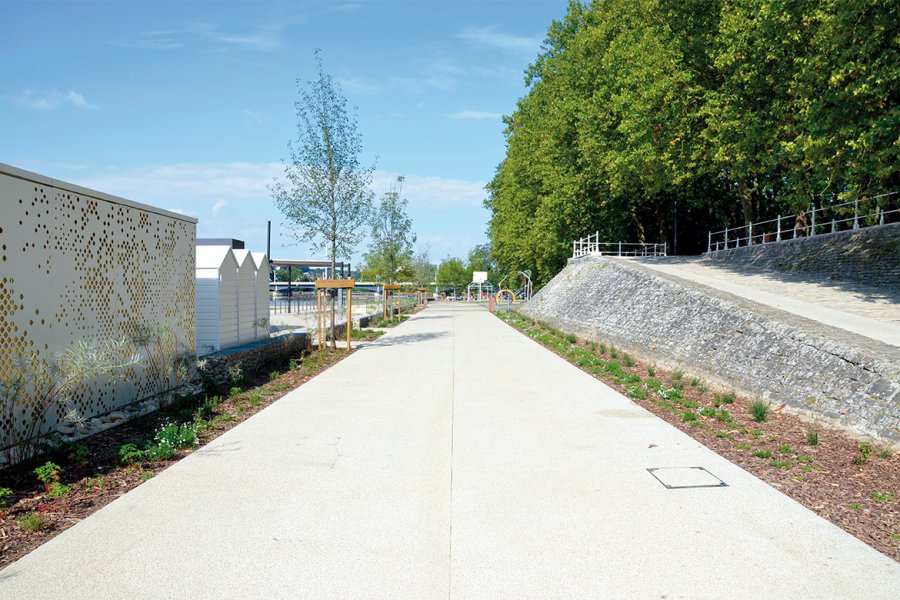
(496, 311), (899, 562)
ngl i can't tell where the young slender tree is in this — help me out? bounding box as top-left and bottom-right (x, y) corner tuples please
(270, 51), (374, 347)
(361, 176), (416, 284)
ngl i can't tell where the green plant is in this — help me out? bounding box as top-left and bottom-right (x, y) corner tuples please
(854, 454), (868, 466)
(17, 512), (45, 532)
(682, 411), (698, 422)
(0, 486), (13, 508)
(871, 491), (893, 502)
(66, 442), (91, 468)
(289, 359), (298, 370)
(1, 338), (142, 465)
(770, 459), (792, 469)
(140, 471), (156, 482)
(877, 449), (892, 459)
(671, 369), (683, 381)
(736, 442), (752, 451)
(609, 346), (618, 359)
(228, 386), (241, 397)
(750, 429), (762, 437)
(627, 386), (647, 400)
(806, 429), (819, 446)
(48, 482), (71, 498)
(269, 370), (281, 381)
(83, 476), (106, 490)
(623, 354), (635, 367)
(699, 406), (716, 418)
(646, 364), (656, 377)
(749, 398), (770, 423)
(249, 394), (261, 407)
(848, 502), (863, 511)
(689, 377), (701, 387)
(34, 461), (62, 492)
(752, 449), (772, 459)
(715, 408), (732, 422)
(565, 333), (577, 344)
(715, 391), (736, 405)
(228, 364), (244, 385)
(778, 444), (794, 454)
(858, 442), (873, 458)
(118, 443), (146, 465)
(598, 343), (607, 354)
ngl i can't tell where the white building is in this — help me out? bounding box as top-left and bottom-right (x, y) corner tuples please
(195, 246), (239, 354)
(232, 249), (257, 345)
(250, 252), (270, 340)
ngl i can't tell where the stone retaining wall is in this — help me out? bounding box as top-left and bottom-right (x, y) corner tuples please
(704, 222), (900, 287)
(521, 256), (900, 441)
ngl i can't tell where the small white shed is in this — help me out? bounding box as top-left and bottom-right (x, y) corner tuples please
(195, 246), (240, 354)
(250, 252), (270, 340)
(233, 249), (257, 345)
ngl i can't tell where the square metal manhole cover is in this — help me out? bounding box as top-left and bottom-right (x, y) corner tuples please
(647, 467), (727, 489)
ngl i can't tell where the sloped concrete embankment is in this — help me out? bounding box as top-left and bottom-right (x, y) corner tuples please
(520, 256), (900, 442)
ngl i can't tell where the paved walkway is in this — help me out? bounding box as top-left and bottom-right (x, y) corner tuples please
(2, 304), (898, 598)
(629, 257), (900, 348)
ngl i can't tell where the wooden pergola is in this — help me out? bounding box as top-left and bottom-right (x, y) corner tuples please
(315, 279), (356, 351)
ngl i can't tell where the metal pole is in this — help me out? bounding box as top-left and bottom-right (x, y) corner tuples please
(749, 223), (753, 246)
(725, 227), (728, 248)
(831, 219), (836, 234)
(618, 241), (622, 256)
(266, 221), (272, 281)
(810, 203), (816, 236)
(776, 216), (781, 242)
(853, 199), (860, 229)
(707, 231), (711, 253)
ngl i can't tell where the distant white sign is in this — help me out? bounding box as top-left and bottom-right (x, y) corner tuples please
(473, 271), (488, 283)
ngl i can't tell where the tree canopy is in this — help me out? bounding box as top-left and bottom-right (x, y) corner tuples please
(361, 178), (416, 284)
(487, 0), (899, 285)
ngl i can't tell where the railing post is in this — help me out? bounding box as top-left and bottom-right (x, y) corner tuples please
(707, 231), (711, 253)
(664, 242), (667, 256)
(573, 239), (576, 257)
(724, 227), (728, 248)
(618, 241), (622, 256)
(748, 223), (753, 246)
(810, 203), (816, 236)
(831, 219), (836, 234)
(853, 198), (860, 229)
(776, 216), (781, 242)
(879, 208), (884, 226)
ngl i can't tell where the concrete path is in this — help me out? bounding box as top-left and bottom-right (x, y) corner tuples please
(630, 257), (900, 347)
(2, 304), (898, 598)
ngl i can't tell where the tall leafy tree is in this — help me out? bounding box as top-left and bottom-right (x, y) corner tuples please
(436, 257), (469, 291)
(270, 52), (374, 346)
(361, 178), (416, 284)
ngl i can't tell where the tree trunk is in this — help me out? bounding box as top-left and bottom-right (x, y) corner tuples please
(737, 175), (758, 225)
(330, 239), (337, 350)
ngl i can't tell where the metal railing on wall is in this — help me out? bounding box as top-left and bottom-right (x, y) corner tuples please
(706, 193), (898, 253)
(572, 232), (667, 258)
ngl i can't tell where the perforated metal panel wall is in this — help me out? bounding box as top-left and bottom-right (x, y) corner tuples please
(0, 164), (197, 447)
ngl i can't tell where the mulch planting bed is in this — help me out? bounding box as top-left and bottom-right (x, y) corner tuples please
(0, 347), (353, 570)
(496, 311), (899, 561)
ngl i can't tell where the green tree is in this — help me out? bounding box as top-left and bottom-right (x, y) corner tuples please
(361, 178), (416, 284)
(270, 51), (374, 346)
(436, 257), (469, 291)
(411, 246), (437, 287)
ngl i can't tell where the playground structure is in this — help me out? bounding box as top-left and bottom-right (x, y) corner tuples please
(494, 271), (533, 306)
(383, 284), (402, 319)
(315, 279), (355, 351)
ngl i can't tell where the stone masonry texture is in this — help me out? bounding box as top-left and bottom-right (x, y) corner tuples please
(520, 256), (900, 442)
(704, 222), (900, 287)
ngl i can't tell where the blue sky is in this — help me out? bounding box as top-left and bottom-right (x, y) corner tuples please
(1, 0), (567, 265)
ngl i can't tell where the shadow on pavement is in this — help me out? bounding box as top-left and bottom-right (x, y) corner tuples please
(635, 255), (900, 303)
(362, 331), (448, 347)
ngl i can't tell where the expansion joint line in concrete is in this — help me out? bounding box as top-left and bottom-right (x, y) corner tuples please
(447, 311), (456, 599)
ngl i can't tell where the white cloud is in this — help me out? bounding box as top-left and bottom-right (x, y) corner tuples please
(10, 89), (99, 111)
(372, 171), (486, 210)
(242, 109), (263, 123)
(211, 199), (228, 217)
(443, 110), (502, 121)
(108, 22), (284, 53)
(458, 26), (542, 54)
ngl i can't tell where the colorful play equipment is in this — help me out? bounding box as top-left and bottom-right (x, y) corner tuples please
(497, 271), (533, 303)
(315, 278), (355, 351)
